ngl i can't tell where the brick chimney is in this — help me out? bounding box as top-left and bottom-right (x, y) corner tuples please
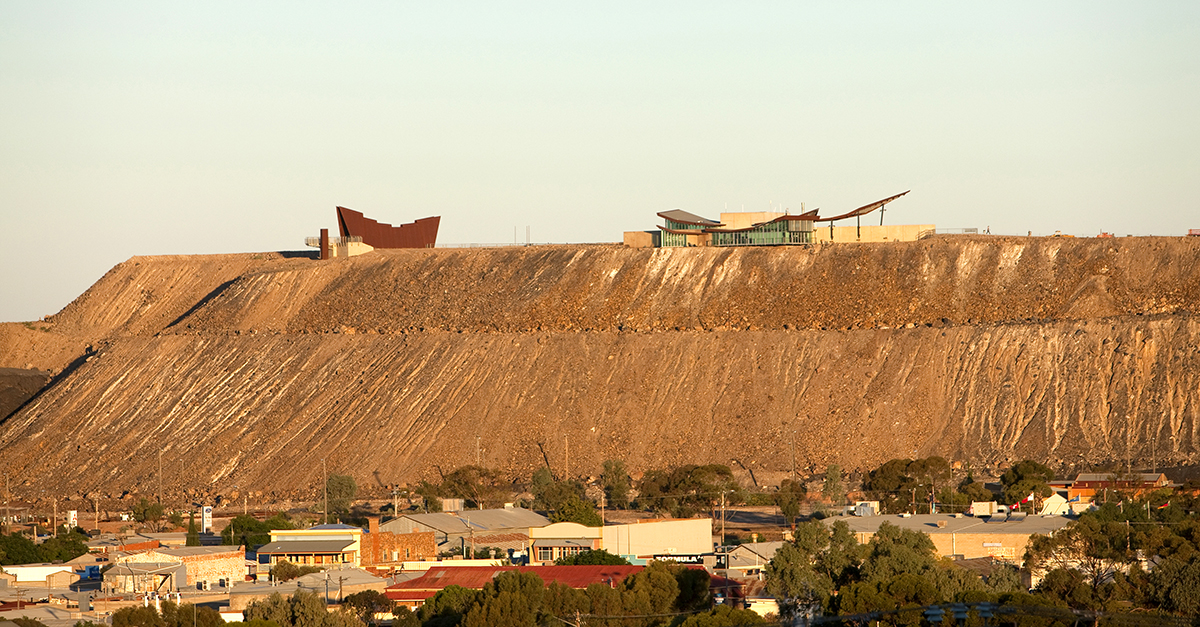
(368, 515), (380, 535)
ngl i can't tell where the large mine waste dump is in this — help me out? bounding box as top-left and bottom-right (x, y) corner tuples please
(0, 236), (1198, 507)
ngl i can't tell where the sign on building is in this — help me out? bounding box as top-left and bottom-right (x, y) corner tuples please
(202, 506), (213, 533)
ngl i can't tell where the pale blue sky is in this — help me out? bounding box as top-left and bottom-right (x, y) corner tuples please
(2, 2), (1198, 322)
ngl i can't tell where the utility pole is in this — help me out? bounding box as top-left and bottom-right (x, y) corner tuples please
(911, 488), (917, 515)
(158, 450), (163, 505)
(95, 498), (100, 533)
(475, 436), (480, 466)
(790, 431), (796, 482)
(564, 435), (569, 480)
(322, 458), (328, 524)
(53, 499), (57, 537)
(720, 492), (726, 543)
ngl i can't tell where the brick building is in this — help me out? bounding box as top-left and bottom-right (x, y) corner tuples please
(1066, 472), (1172, 502)
(360, 517), (436, 566)
(116, 546), (246, 587)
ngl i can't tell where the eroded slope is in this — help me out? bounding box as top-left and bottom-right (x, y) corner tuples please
(2, 237), (1198, 501)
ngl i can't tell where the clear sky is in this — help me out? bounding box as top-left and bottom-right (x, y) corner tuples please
(2, 2), (1198, 322)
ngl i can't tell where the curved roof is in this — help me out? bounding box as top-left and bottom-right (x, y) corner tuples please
(657, 209), (722, 227)
(815, 191), (910, 222)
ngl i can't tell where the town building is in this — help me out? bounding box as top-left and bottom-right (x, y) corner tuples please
(527, 518), (714, 565)
(1066, 473), (1172, 502)
(114, 545), (245, 588)
(624, 191), (929, 248)
(359, 517), (437, 566)
(257, 523), (364, 568)
(3, 564), (77, 588)
(723, 541), (786, 579)
(380, 506), (549, 555)
(104, 562), (187, 594)
(385, 565), (644, 608)
(823, 513), (1071, 563)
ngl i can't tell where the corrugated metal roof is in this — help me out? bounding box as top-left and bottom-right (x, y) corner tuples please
(309, 523), (362, 531)
(823, 513), (1070, 535)
(1073, 473), (1166, 483)
(386, 565), (643, 600)
(400, 508), (549, 533)
(155, 546), (243, 557)
(258, 540), (355, 554)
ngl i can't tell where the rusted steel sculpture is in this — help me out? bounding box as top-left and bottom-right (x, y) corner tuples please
(336, 206), (440, 249)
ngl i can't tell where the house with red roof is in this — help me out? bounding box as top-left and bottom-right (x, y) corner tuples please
(386, 565), (643, 608)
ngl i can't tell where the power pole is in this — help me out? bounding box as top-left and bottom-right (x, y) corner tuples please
(564, 435), (569, 479)
(323, 458), (328, 524)
(475, 436), (480, 466)
(720, 492), (726, 543)
(790, 431), (796, 482)
(158, 450), (163, 505)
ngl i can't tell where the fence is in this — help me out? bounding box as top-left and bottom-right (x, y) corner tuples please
(304, 235), (363, 248)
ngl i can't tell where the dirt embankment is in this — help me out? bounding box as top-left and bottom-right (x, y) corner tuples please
(1, 237), (1198, 503)
(169, 237), (1198, 335)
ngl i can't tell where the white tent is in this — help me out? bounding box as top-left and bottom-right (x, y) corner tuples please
(1040, 493), (1070, 516)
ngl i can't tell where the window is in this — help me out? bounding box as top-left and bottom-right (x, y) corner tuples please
(537, 547), (553, 561)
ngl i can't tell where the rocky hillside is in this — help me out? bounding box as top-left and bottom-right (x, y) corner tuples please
(1, 237), (1198, 506)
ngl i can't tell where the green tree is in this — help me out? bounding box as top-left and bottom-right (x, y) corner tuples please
(389, 607), (419, 627)
(160, 600), (223, 627)
(326, 474), (358, 515)
(414, 480), (443, 513)
(0, 533), (39, 565)
(441, 466), (506, 510)
(529, 467), (554, 505)
(822, 465), (844, 505)
(1025, 515), (1129, 589)
(1000, 460), (1054, 508)
(601, 459), (631, 509)
(765, 521), (840, 618)
(619, 560), (680, 626)
(677, 605), (765, 627)
(111, 606), (166, 627)
(168, 511), (184, 528)
(36, 530), (90, 562)
(132, 498), (165, 529)
(549, 496), (602, 527)
(777, 479), (806, 530)
(223, 513), (293, 548)
(555, 549), (630, 566)
(637, 465), (739, 518)
(419, 585), (482, 627)
(461, 570), (545, 627)
(187, 511), (200, 546)
(863, 458), (952, 514)
(271, 560), (321, 583)
(245, 591), (363, 627)
(341, 590), (393, 627)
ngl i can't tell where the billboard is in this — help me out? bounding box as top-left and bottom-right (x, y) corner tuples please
(202, 506), (213, 533)
(67, 510), (78, 528)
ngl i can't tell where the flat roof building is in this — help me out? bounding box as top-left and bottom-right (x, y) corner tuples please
(822, 513), (1070, 564)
